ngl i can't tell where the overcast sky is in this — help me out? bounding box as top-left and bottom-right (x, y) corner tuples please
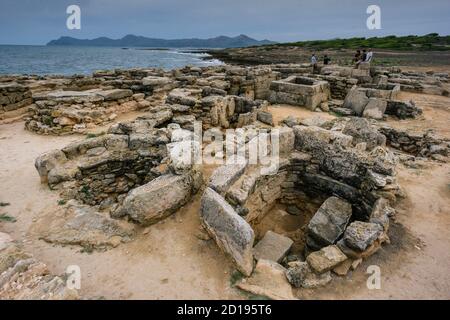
(1, 0), (449, 45)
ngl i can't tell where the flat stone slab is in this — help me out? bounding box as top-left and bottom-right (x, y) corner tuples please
(200, 187), (255, 276)
(307, 196), (352, 247)
(97, 89), (133, 101)
(236, 259), (296, 300)
(344, 221), (383, 252)
(116, 173), (198, 226)
(306, 245), (347, 274)
(208, 160), (247, 195)
(253, 231), (293, 263)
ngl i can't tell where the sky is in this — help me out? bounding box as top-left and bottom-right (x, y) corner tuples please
(0, 0), (449, 45)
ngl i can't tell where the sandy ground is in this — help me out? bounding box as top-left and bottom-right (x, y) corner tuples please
(1, 94), (449, 300)
(387, 92), (450, 139)
(0, 119), (240, 300)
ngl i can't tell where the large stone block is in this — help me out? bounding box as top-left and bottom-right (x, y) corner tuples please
(200, 188), (255, 276)
(115, 172), (201, 226)
(307, 196), (352, 248)
(209, 160), (247, 195)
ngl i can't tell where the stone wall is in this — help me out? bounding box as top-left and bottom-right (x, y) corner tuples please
(311, 75), (358, 100)
(200, 119), (399, 277)
(379, 125), (449, 160)
(269, 76), (330, 110)
(25, 89), (147, 134)
(0, 82), (32, 119)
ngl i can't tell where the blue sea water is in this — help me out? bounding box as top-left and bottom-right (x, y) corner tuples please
(0, 45), (223, 76)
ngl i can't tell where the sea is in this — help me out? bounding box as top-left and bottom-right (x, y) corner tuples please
(0, 45), (223, 76)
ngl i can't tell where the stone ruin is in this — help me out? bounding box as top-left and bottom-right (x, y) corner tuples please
(2, 61), (450, 299)
(200, 118), (398, 296)
(0, 83), (32, 120)
(25, 89), (147, 134)
(269, 76), (330, 110)
(0, 231), (79, 299)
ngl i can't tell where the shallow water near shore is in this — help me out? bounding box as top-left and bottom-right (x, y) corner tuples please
(0, 45), (222, 76)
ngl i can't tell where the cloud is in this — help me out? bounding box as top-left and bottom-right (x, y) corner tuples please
(0, 0), (449, 44)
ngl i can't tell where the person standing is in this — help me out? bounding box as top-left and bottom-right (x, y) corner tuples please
(365, 48), (373, 62)
(311, 53), (318, 73)
(361, 49), (367, 62)
(323, 54), (331, 65)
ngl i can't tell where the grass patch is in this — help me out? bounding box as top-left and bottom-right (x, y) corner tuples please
(229, 270), (245, 286)
(0, 213), (16, 223)
(0, 202), (10, 207)
(86, 131), (106, 139)
(247, 294), (271, 300)
(270, 33), (450, 51)
(57, 199), (67, 206)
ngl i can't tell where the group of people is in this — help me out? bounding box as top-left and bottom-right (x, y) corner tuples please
(310, 53), (331, 73)
(353, 48), (373, 67)
(310, 48), (374, 72)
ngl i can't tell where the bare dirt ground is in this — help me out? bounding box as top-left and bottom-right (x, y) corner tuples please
(0, 118), (240, 300)
(1, 92), (449, 300)
(387, 92), (450, 139)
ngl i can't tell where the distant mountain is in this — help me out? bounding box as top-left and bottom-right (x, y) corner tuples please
(46, 34), (275, 48)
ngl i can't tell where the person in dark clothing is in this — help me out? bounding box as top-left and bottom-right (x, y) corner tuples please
(361, 49), (367, 62)
(323, 55), (331, 65)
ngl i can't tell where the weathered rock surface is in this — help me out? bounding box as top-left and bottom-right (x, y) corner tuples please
(200, 188), (255, 276)
(307, 197), (352, 249)
(343, 221), (383, 252)
(209, 160), (247, 195)
(0, 236), (79, 300)
(285, 261), (310, 288)
(114, 171), (202, 226)
(32, 201), (135, 250)
(343, 87), (369, 116)
(306, 245), (347, 274)
(362, 98), (387, 120)
(253, 231), (293, 263)
(236, 259), (296, 300)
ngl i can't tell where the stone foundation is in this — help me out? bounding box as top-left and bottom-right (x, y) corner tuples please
(200, 119), (398, 286)
(269, 76), (330, 110)
(0, 82), (33, 120)
(25, 89), (147, 134)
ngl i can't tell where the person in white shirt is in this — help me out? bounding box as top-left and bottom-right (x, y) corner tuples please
(365, 49), (373, 62)
(311, 53), (318, 73)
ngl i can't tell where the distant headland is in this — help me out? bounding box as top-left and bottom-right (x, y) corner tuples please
(46, 34), (275, 48)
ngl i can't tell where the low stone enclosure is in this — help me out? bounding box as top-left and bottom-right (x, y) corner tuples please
(269, 76), (330, 110)
(200, 118), (399, 295)
(33, 113), (407, 297)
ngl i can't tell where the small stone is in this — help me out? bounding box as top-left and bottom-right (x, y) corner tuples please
(351, 258), (363, 270)
(302, 271), (332, 289)
(236, 259), (296, 300)
(253, 231), (293, 263)
(285, 261), (309, 288)
(332, 259), (352, 276)
(306, 245), (347, 274)
(344, 221), (383, 252)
